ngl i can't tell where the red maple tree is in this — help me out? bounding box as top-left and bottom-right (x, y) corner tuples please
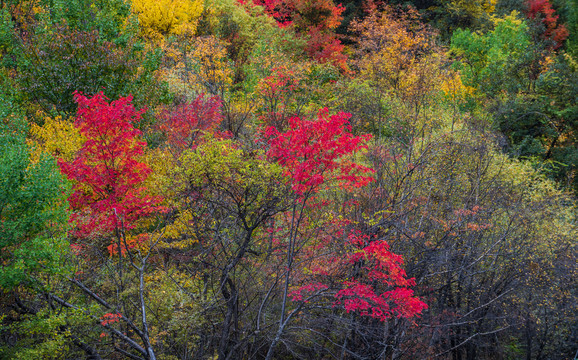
(527, 0), (569, 48)
(265, 108), (373, 194)
(335, 232), (428, 320)
(157, 94), (223, 154)
(266, 109), (426, 322)
(59, 92), (165, 240)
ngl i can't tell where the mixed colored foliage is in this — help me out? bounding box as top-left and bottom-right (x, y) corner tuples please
(0, 0), (576, 359)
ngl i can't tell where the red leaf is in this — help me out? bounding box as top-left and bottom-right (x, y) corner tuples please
(59, 92), (166, 241)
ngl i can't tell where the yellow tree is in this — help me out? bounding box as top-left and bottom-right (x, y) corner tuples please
(28, 115), (85, 162)
(347, 5), (452, 138)
(352, 5), (439, 101)
(446, 0), (496, 24)
(131, 0), (204, 40)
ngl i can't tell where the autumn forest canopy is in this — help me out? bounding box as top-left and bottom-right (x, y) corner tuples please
(0, 0), (577, 359)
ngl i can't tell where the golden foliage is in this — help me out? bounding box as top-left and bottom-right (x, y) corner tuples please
(28, 115), (85, 162)
(199, 0), (278, 45)
(439, 71), (476, 105)
(159, 36), (233, 97)
(189, 36), (233, 92)
(447, 0), (497, 19)
(351, 6), (448, 106)
(131, 0), (204, 40)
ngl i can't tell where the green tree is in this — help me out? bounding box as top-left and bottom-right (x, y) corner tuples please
(0, 102), (69, 290)
(450, 11), (534, 98)
(495, 54), (578, 191)
(566, 0), (578, 56)
(43, 0), (133, 42)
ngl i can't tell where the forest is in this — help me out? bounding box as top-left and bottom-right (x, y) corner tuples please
(0, 0), (577, 359)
